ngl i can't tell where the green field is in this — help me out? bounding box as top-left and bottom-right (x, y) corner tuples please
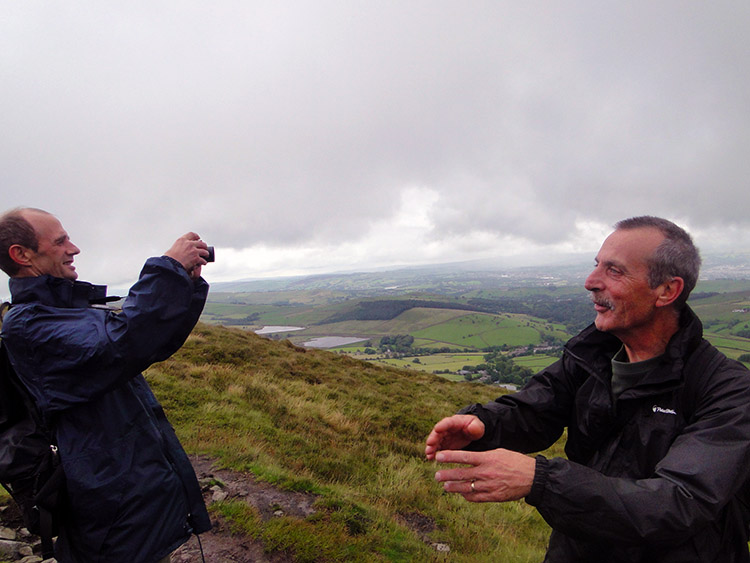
(300, 311), (568, 353)
(512, 354), (560, 372)
(363, 352), (485, 379)
(411, 313), (547, 348)
(703, 334), (750, 361)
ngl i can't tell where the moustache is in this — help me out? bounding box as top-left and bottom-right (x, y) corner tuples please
(590, 295), (614, 310)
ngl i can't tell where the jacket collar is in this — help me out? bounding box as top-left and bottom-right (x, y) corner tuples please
(9, 275), (109, 308)
(566, 305), (704, 389)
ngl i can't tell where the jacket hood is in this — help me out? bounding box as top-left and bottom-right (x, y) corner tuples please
(9, 275), (109, 309)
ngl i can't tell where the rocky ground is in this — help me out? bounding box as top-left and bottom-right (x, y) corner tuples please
(0, 455), (318, 563)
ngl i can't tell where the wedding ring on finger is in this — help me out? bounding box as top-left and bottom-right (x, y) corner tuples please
(470, 479), (476, 492)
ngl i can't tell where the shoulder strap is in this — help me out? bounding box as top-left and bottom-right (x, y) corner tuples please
(681, 338), (726, 423)
(0, 301), (10, 331)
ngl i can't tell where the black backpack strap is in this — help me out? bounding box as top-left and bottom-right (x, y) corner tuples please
(35, 460), (64, 560)
(37, 507), (54, 560)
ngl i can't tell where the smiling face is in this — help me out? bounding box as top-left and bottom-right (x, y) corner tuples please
(583, 227), (667, 341)
(19, 210), (80, 280)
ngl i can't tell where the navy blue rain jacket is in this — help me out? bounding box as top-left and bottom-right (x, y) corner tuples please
(1, 257), (211, 563)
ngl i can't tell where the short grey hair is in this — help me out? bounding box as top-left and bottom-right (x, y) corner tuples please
(615, 216), (701, 308)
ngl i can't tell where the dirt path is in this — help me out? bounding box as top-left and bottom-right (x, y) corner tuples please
(171, 455), (317, 562)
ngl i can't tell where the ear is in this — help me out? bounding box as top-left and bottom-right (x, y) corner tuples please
(655, 276), (685, 308)
(8, 244), (33, 267)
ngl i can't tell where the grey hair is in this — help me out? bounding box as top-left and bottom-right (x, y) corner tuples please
(614, 216), (701, 308)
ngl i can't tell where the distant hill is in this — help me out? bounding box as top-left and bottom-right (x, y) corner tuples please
(208, 251), (750, 296)
(208, 260), (592, 295)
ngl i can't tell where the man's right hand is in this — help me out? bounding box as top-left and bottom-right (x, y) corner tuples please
(425, 414), (485, 460)
(164, 232), (210, 279)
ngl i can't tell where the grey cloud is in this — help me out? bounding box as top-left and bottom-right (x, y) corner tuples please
(1, 1), (749, 285)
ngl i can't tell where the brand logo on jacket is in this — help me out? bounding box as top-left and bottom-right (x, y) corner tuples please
(652, 405), (677, 415)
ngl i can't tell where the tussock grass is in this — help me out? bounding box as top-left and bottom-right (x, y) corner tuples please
(146, 323), (562, 561)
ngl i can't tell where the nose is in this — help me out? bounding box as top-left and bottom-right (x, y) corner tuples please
(67, 241), (81, 255)
(584, 265), (602, 292)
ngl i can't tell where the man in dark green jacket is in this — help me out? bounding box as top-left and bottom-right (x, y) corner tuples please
(0, 207), (212, 562)
(426, 216), (750, 562)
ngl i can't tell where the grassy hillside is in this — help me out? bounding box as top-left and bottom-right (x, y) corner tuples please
(146, 323), (563, 562)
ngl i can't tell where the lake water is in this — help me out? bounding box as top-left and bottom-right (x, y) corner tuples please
(302, 336), (368, 349)
(254, 325), (305, 334)
(253, 327), (367, 349)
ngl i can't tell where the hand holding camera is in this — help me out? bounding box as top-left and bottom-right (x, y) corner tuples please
(164, 233), (214, 278)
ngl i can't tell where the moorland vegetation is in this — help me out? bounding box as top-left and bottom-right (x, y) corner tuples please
(147, 323), (563, 561)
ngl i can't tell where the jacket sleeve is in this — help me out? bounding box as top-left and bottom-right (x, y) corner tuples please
(4, 257), (208, 412)
(525, 358), (750, 546)
(460, 356), (581, 454)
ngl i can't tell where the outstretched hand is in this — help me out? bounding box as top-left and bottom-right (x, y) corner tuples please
(425, 414), (485, 460)
(434, 448), (536, 503)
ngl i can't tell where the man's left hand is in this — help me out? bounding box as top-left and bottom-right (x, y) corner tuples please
(164, 232), (209, 279)
(434, 448), (536, 503)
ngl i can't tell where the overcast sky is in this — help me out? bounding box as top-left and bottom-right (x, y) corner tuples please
(2, 1), (749, 292)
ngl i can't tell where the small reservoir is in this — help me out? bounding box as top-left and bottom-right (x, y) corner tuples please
(254, 326), (305, 334)
(303, 336), (368, 349)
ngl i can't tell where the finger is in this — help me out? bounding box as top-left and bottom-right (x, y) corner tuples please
(425, 428), (441, 446)
(435, 450), (478, 466)
(432, 415), (474, 436)
(425, 424), (456, 457)
(435, 466), (476, 483)
(441, 479), (476, 494)
(425, 432), (444, 457)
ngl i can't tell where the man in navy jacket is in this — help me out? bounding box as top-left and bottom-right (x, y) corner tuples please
(0, 207), (211, 562)
(426, 216), (750, 562)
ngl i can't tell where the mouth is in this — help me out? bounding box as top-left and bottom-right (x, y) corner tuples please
(590, 295), (614, 313)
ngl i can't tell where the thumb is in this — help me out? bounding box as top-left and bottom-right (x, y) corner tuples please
(466, 416), (485, 440)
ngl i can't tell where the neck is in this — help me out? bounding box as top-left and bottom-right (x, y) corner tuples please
(620, 309), (681, 362)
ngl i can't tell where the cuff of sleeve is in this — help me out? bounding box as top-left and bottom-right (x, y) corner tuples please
(525, 455), (549, 506)
(161, 255), (187, 272)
